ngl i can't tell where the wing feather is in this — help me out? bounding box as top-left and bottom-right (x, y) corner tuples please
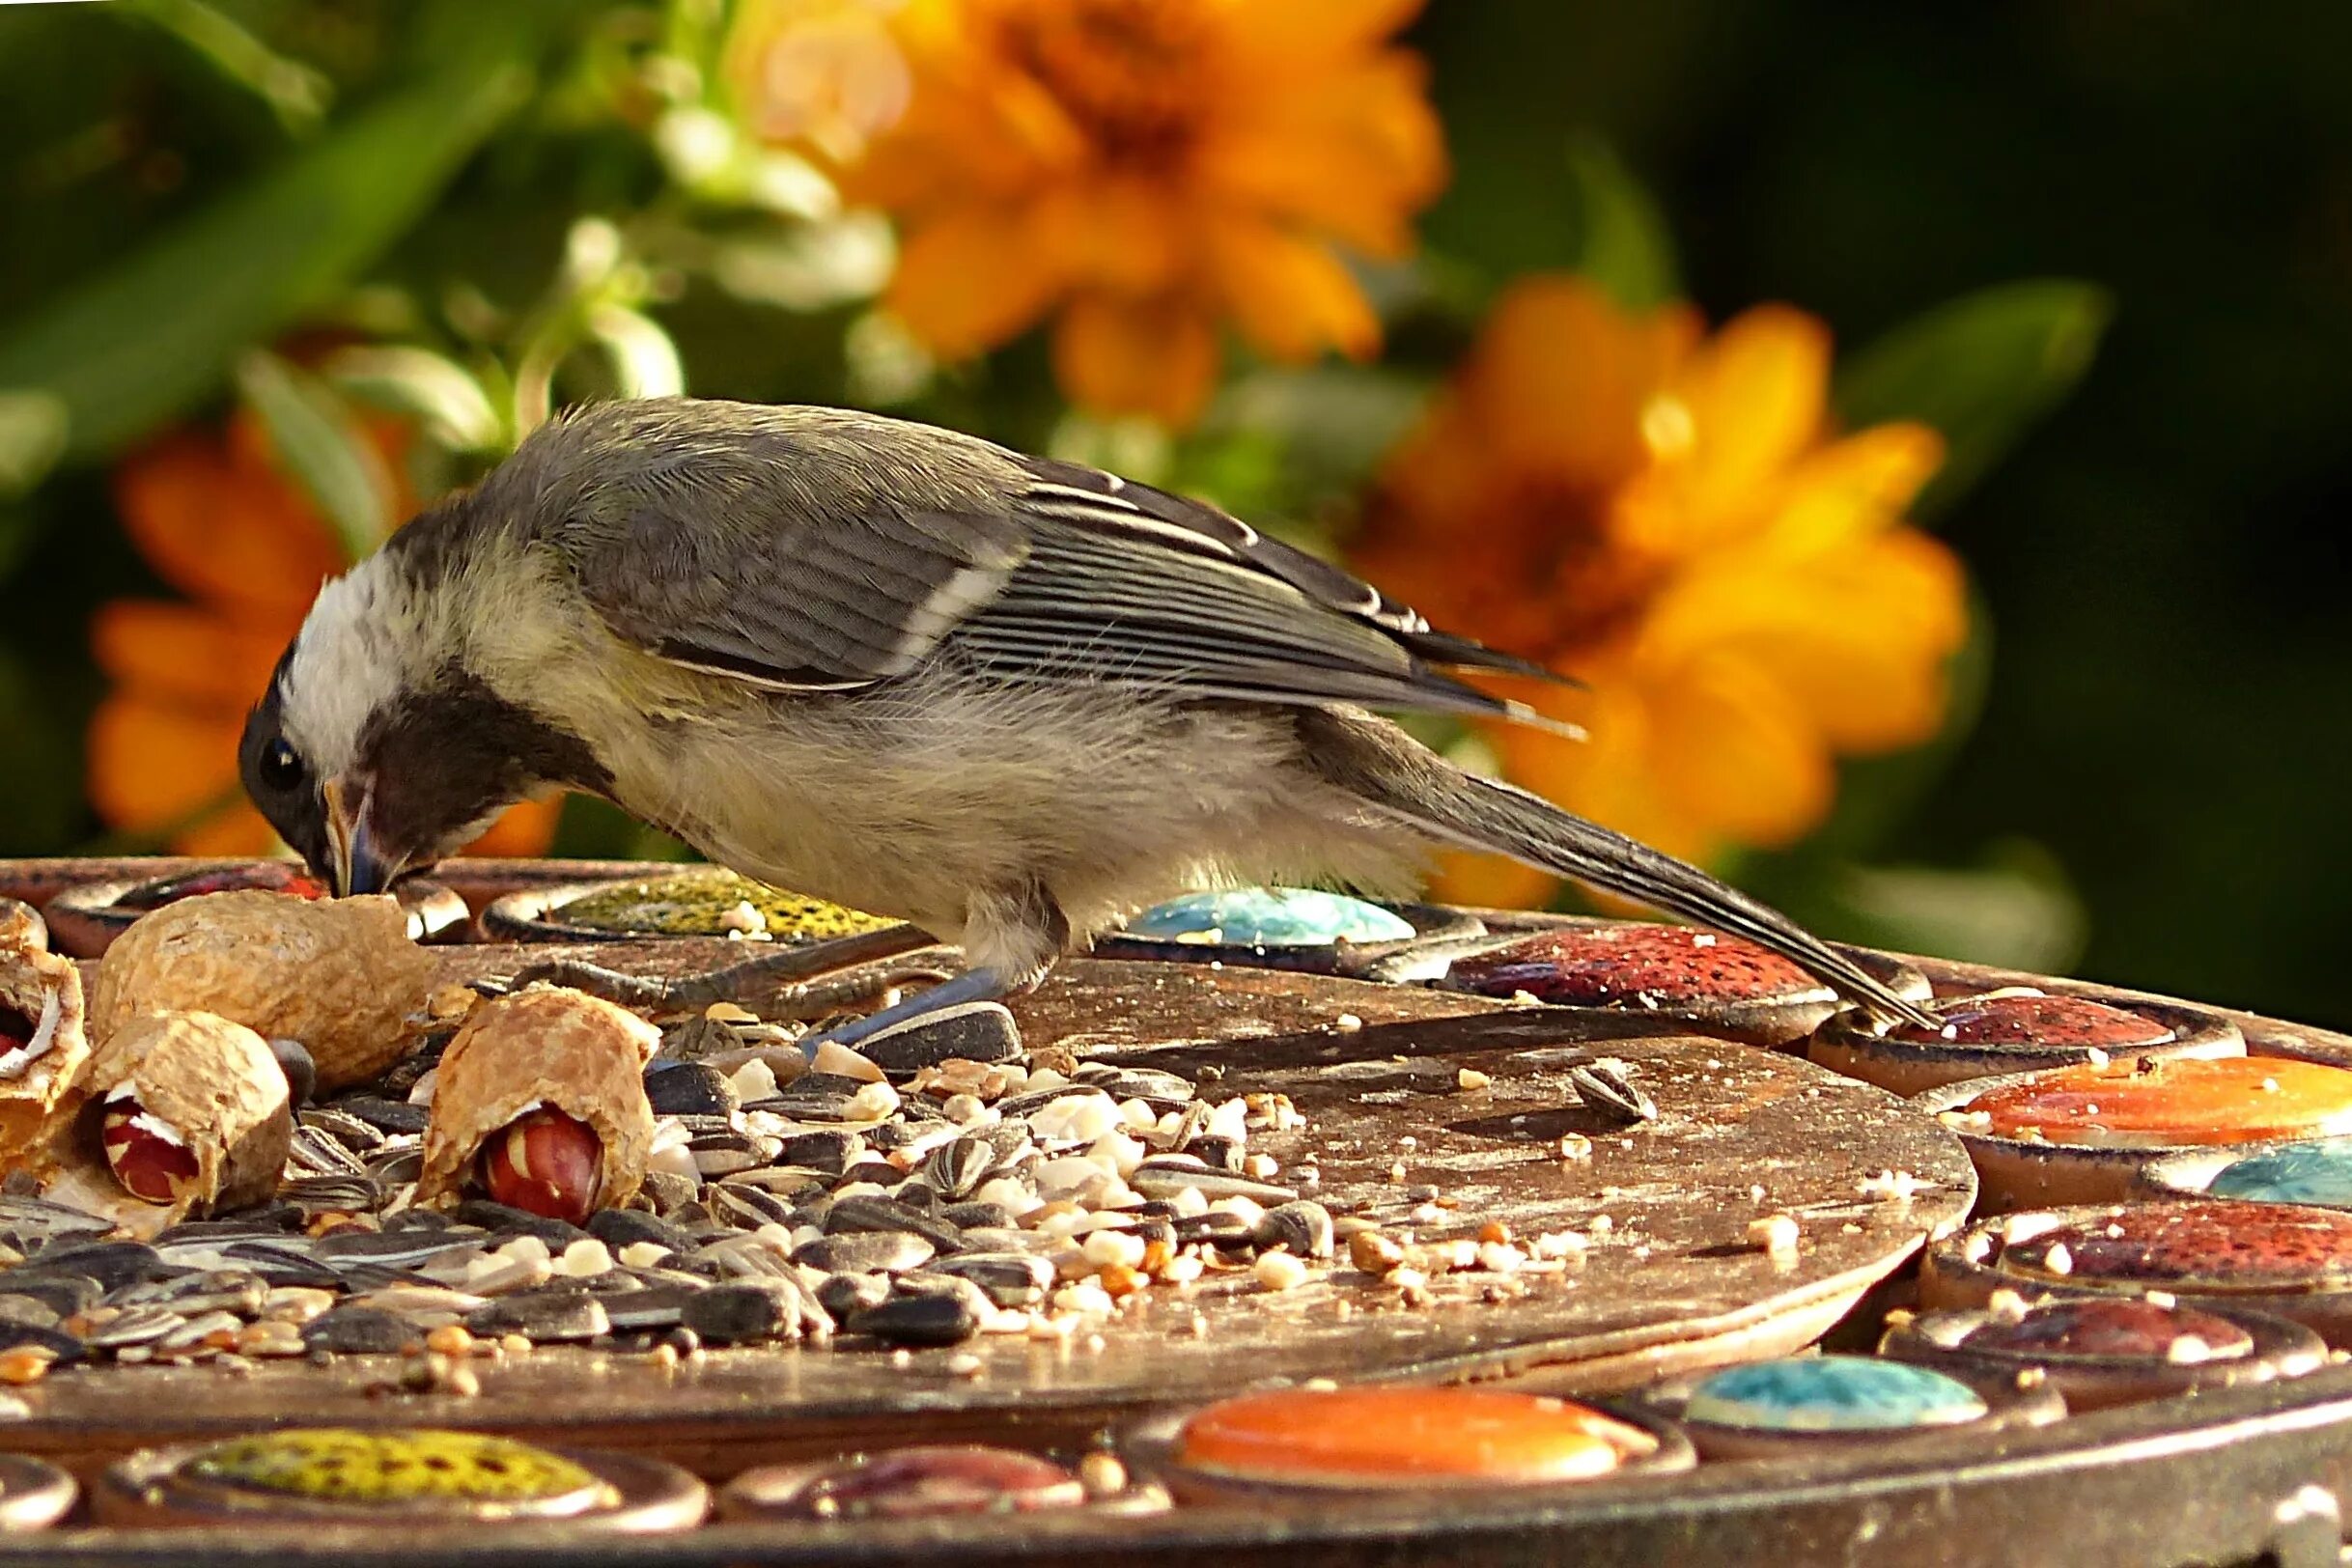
(535, 400), (1568, 721)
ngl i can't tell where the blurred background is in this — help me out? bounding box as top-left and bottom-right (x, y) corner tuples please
(0, 1), (2345, 1024)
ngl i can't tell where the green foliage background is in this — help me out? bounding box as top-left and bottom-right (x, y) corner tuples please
(0, 1), (2345, 1027)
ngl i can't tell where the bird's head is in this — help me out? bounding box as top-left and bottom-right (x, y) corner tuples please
(240, 518), (606, 895)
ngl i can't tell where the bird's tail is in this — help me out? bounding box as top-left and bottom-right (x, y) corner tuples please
(1300, 710), (1937, 1029)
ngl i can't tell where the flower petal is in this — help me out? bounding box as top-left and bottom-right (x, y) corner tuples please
(86, 694), (250, 843)
(1031, 178), (1188, 295)
(91, 600), (292, 710)
(1651, 303), (1831, 543)
(1195, 53), (1446, 256)
(1643, 653), (1835, 849)
(111, 430), (345, 616)
(1760, 422), (1945, 555)
(1428, 849), (1559, 911)
(1205, 217), (1380, 362)
(886, 201), (1070, 355)
(1461, 276), (1698, 492)
(1654, 530), (1969, 752)
(1050, 294), (1219, 425)
(1209, 0), (1427, 64)
(462, 798), (564, 858)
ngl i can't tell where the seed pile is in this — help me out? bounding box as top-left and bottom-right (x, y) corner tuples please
(0, 982), (1488, 1386)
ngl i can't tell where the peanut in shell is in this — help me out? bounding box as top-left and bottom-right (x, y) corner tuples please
(91, 891), (434, 1092)
(42, 1010), (294, 1236)
(418, 987), (658, 1217)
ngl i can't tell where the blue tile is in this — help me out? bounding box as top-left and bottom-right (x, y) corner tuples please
(1125, 889), (1415, 948)
(2206, 1138), (2352, 1209)
(1686, 1356), (1987, 1433)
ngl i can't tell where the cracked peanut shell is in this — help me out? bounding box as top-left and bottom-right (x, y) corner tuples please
(417, 987), (658, 1215)
(0, 942), (89, 1165)
(42, 1010), (294, 1235)
(91, 891), (434, 1092)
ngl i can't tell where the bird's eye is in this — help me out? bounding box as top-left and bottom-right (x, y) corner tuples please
(259, 739), (305, 793)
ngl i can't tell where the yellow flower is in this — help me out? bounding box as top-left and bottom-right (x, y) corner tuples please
(1350, 275), (1967, 907)
(91, 414), (562, 859)
(724, 0), (913, 165)
(756, 0), (1446, 425)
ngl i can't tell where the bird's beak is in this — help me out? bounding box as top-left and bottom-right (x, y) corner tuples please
(322, 775), (404, 897)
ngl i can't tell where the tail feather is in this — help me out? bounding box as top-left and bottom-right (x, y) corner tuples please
(1301, 710), (1936, 1029)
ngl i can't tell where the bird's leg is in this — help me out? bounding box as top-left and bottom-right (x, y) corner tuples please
(795, 882), (1066, 1052)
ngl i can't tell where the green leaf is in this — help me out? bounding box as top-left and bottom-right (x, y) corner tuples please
(234, 351), (395, 562)
(585, 305), (686, 401)
(1834, 280), (2111, 518)
(118, 0), (335, 135)
(0, 391), (69, 499)
(322, 346), (506, 452)
(1560, 133), (1680, 311)
(1820, 843), (2087, 973)
(0, 22), (537, 467)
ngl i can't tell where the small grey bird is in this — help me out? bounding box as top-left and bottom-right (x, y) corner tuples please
(240, 398), (1932, 1036)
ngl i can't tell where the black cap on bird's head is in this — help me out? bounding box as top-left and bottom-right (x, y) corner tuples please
(238, 516), (610, 896)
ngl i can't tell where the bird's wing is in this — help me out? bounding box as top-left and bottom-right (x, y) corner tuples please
(564, 431), (1564, 724)
(959, 456), (1570, 723)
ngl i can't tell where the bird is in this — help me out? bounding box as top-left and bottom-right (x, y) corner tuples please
(239, 397), (1935, 1039)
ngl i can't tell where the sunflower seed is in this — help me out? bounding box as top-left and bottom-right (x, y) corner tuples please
(1253, 1201), (1335, 1259)
(776, 1131), (863, 1174)
(285, 1125), (368, 1179)
(848, 1290), (978, 1347)
(1570, 1061), (1658, 1123)
(794, 1231), (934, 1275)
(157, 1309), (244, 1353)
(1129, 1161), (1296, 1206)
(86, 1305), (188, 1349)
(0, 1197), (111, 1253)
(682, 1280), (816, 1345)
(332, 1096), (430, 1135)
(22, 1241), (174, 1292)
(859, 1001), (1024, 1077)
(810, 1271), (888, 1319)
(465, 1289), (610, 1343)
(587, 1210), (696, 1256)
(918, 1253), (1052, 1308)
(940, 1200), (1017, 1232)
(918, 1137), (995, 1200)
(1074, 1064), (1195, 1106)
(644, 1062), (740, 1118)
(825, 1195), (963, 1252)
(600, 1286), (698, 1333)
(0, 1295), (59, 1331)
(110, 1269), (268, 1316)
(269, 1037), (318, 1107)
(301, 1306), (420, 1356)
(299, 1107), (387, 1153)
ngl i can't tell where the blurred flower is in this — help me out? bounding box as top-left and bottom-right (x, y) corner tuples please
(725, 0), (914, 166)
(89, 414), (561, 858)
(751, 0), (1445, 426)
(1351, 275), (1967, 906)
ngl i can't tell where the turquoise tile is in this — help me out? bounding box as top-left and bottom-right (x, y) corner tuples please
(1686, 1356), (1987, 1433)
(2207, 1138), (2352, 1209)
(1126, 888), (1414, 948)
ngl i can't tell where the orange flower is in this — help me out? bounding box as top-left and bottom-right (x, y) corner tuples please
(759, 0), (1445, 425)
(90, 414), (561, 859)
(1350, 275), (1968, 907)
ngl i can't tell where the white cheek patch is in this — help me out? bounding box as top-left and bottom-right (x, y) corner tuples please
(281, 558), (411, 774)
